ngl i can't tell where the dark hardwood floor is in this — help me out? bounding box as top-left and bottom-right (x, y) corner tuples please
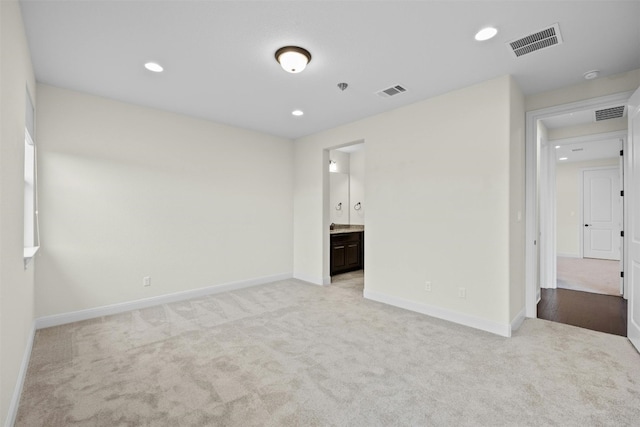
(537, 288), (627, 337)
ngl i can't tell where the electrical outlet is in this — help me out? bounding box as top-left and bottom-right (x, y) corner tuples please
(458, 287), (466, 299)
(425, 281), (432, 292)
(143, 276), (151, 287)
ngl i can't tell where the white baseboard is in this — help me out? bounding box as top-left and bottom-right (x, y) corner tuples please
(510, 307), (526, 333)
(5, 322), (36, 427)
(363, 289), (512, 337)
(35, 272), (292, 329)
(292, 273), (324, 286)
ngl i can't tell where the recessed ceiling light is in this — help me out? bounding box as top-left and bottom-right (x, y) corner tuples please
(144, 62), (163, 73)
(583, 70), (600, 80)
(292, 110), (304, 116)
(559, 157), (568, 161)
(475, 27), (498, 41)
(555, 145), (561, 149)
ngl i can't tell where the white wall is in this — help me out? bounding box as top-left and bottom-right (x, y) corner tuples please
(35, 85), (293, 317)
(294, 75), (525, 335)
(328, 149), (350, 174)
(0, 0), (37, 423)
(349, 148), (365, 225)
(556, 158), (619, 257)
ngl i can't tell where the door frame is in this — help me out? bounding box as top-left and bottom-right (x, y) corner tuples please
(525, 91), (633, 317)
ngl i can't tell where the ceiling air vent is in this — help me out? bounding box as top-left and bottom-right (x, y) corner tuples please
(507, 23), (563, 58)
(376, 84), (407, 98)
(595, 105), (626, 121)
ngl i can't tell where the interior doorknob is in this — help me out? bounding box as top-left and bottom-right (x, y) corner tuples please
(584, 224), (591, 227)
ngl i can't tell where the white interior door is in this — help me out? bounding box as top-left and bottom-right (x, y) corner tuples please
(583, 168), (621, 260)
(627, 86), (640, 351)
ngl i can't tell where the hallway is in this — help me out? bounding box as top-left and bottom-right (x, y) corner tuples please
(537, 288), (627, 336)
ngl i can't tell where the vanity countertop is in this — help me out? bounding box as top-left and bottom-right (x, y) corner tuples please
(330, 225), (364, 235)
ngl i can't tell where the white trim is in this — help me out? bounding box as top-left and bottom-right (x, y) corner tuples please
(550, 130), (627, 145)
(23, 246), (39, 259)
(525, 91), (633, 319)
(35, 273), (292, 329)
(292, 273), (325, 286)
(23, 246), (40, 269)
(510, 307), (527, 333)
(363, 289), (512, 337)
(579, 168), (585, 258)
(539, 139), (557, 289)
(525, 116), (539, 317)
(5, 323), (36, 427)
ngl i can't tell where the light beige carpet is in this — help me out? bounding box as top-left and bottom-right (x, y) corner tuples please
(16, 272), (640, 426)
(557, 256), (621, 296)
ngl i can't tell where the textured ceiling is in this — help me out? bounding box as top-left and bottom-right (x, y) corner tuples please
(19, 1), (640, 139)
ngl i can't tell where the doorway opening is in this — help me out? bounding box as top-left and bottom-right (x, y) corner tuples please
(539, 131), (627, 336)
(525, 91), (633, 336)
(554, 139), (624, 297)
(325, 141), (365, 293)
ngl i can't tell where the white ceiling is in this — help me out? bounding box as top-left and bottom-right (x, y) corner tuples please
(19, 1), (640, 140)
(555, 138), (621, 163)
(337, 143), (364, 154)
(542, 105), (626, 129)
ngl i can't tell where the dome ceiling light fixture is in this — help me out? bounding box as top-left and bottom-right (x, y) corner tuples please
(275, 46), (312, 73)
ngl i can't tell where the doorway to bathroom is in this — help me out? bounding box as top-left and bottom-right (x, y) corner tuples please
(327, 142), (365, 290)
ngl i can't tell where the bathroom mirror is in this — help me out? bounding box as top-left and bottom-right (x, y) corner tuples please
(330, 172), (349, 224)
(329, 144), (365, 226)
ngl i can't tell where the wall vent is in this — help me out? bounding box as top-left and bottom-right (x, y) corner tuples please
(376, 84), (407, 98)
(506, 23), (563, 58)
(595, 105), (626, 121)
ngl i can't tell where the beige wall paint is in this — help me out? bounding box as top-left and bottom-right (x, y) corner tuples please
(294, 76), (525, 331)
(509, 77), (526, 323)
(556, 158), (619, 257)
(0, 0), (37, 422)
(35, 85), (293, 317)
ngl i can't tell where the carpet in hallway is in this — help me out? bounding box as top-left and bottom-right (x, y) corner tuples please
(557, 256), (620, 296)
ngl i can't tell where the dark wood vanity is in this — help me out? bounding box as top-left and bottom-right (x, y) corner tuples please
(330, 230), (364, 276)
